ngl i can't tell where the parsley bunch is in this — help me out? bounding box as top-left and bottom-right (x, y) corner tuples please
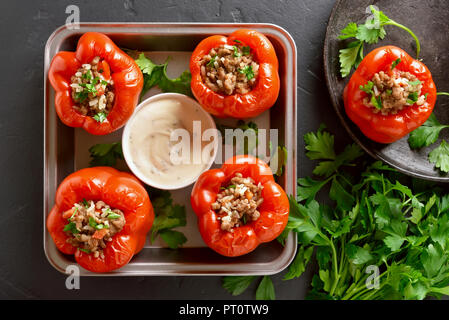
(223, 126), (449, 300)
(339, 6), (420, 77)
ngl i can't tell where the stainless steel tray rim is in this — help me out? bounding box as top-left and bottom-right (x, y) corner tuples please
(44, 22), (298, 276)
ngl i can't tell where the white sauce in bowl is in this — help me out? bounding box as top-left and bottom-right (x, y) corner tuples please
(122, 93), (217, 190)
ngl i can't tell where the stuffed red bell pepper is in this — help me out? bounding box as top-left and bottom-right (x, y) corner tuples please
(48, 32), (143, 135)
(344, 45), (437, 143)
(190, 29), (280, 119)
(47, 167), (154, 272)
(191, 155), (289, 257)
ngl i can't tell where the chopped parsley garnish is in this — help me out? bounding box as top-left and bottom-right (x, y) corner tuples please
(238, 65), (255, 80)
(101, 80), (108, 86)
(233, 46), (241, 57)
(408, 80), (422, 86)
(82, 199), (89, 208)
(107, 212), (121, 219)
(63, 221), (79, 234)
(221, 184), (236, 190)
(234, 39), (242, 44)
(88, 216), (98, 228)
(78, 248), (90, 254)
(93, 112), (107, 123)
(242, 46), (251, 55)
(207, 55), (217, 68)
(68, 208), (77, 221)
(391, 58), (401, 69)
(359, 81), (382, 109)
(74, 91), (88, 103)
(82, 70), (92, 80)
(407, 91), (419, 104)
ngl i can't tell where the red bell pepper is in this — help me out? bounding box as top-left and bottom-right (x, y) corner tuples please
(48, 32), (143, 135)
(190, 29), (280, 119)
(191, 155), (289, 257)
(46, 167), (154, 272)
(344, 45), (437, 143)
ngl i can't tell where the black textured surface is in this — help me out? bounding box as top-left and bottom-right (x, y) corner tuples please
(324, 0), (449, 181)
(0, 0), (344, 299)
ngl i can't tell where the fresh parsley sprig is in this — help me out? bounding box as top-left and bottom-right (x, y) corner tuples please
(338, 6), (421, 77)
(135, 53), (192, 99)
(88, 142), (124, 167)
(222, 275), (275, 300)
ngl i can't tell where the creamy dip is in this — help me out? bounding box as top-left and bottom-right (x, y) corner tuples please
(124, 96), (217, 189)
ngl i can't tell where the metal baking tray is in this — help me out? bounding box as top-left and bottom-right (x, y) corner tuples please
(44, 23), (297, 276)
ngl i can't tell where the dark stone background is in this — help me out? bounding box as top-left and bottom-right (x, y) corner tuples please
(0, 0), (351, 299)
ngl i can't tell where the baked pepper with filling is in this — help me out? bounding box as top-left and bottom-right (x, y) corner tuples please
(47, 167), (154, 272)
(344, 46), (437, 143)
(191, 155), (289, 257)
(48, 32), (143, 135)
(190, 29), (280, 119)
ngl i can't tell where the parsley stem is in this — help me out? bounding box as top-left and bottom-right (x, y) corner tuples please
(383, 21), (421, 59)
(437, 92), (449, 97)
(329, 241), (340, 296)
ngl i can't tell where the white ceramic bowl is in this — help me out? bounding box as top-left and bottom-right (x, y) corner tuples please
(122, 93), (218, 190)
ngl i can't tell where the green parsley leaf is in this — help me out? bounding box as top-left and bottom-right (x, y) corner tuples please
(407, 91), (419, 105)
(92, 112), (107, 123)
(82, 199), (89, 208)
(222, 276), (256, 296)
(207, 55), (217, 68)
(74, 91), (88, 103)
(338, 5), (420, 77)
(283, 246), (314, 280)
(78, 248), (90, 254)
(159, 230), (187, 249)
(304, 126), (336, 161)
(429, 140), (449, 173)
(256, 276), (275, 300)
(339, 41), (363, 78)
(233, 46), (241, 57)
(146, 186), (187, 249)
(88, 217), (97, 228)
(346, 244), (373, 265)
(242, 46), (251, 55)
(408, 113), (449, 149)
(338, 22), (358, 40)
(408, 80), (421, 86)
(88, 142), (124, 167)
(63, 221), (79, 234)
(107, 212), (121, 219)
(238, 65), (255, 80)
(135, 53), (192, 98)
(391, 58), (401, 69)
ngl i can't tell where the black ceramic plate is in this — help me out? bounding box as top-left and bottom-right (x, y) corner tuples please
(324, 0), (449, 181)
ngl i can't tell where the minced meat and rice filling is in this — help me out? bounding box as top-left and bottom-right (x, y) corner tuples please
(361, 66), (426, 115)
(70, 56), (115, 121)
(63, 200), (125, 259)
(211, 173), (263, 232)
(200, 42), (259, 95)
